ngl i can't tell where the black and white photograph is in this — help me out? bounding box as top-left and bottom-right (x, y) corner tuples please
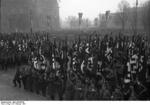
(0, 0), (150, 101)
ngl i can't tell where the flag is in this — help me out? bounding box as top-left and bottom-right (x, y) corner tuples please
(58, 39), (62, 52)
(62, 37), (67, 58)
(53, 37), (57, 49)
(77, 35), (80, 51)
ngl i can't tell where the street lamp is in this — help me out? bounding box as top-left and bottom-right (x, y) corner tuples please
(105, 10), (110, 29)
(78, 12), (83, 29)
(29, 9), (33, 33)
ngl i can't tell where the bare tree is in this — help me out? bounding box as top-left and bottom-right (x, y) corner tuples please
(117, 0), (130, 32)
(128, 7), (137, 34)
(66, 16), (92, 29)
(141, 0), (150, 35)
(94, 18), (99, 27)
(85, 18), (90, 28)
(82, 18), (91, 28)
(66, 16), (78, 29)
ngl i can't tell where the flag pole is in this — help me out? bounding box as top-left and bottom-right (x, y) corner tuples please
(135, 0), (138, 35)
(0, 0), (1, 33)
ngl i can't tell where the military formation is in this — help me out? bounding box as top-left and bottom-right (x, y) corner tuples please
(0, 31), (150, 100)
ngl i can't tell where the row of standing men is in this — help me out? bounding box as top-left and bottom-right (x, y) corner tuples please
(0, 32), (150, 100)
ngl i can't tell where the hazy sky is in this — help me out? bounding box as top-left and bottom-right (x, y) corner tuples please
(59, 0), (147, 20)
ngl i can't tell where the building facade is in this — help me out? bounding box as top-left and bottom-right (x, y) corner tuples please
(0, 0), (59, 33)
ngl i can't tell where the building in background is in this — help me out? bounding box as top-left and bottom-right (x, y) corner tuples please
(0, 0), (60, 33)
(99, 7), (144, 30)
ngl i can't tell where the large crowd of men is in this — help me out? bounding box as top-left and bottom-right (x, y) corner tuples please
(0, 31), (150, 100)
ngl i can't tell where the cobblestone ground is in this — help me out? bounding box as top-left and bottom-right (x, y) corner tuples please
(0, 69), (47, 100)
